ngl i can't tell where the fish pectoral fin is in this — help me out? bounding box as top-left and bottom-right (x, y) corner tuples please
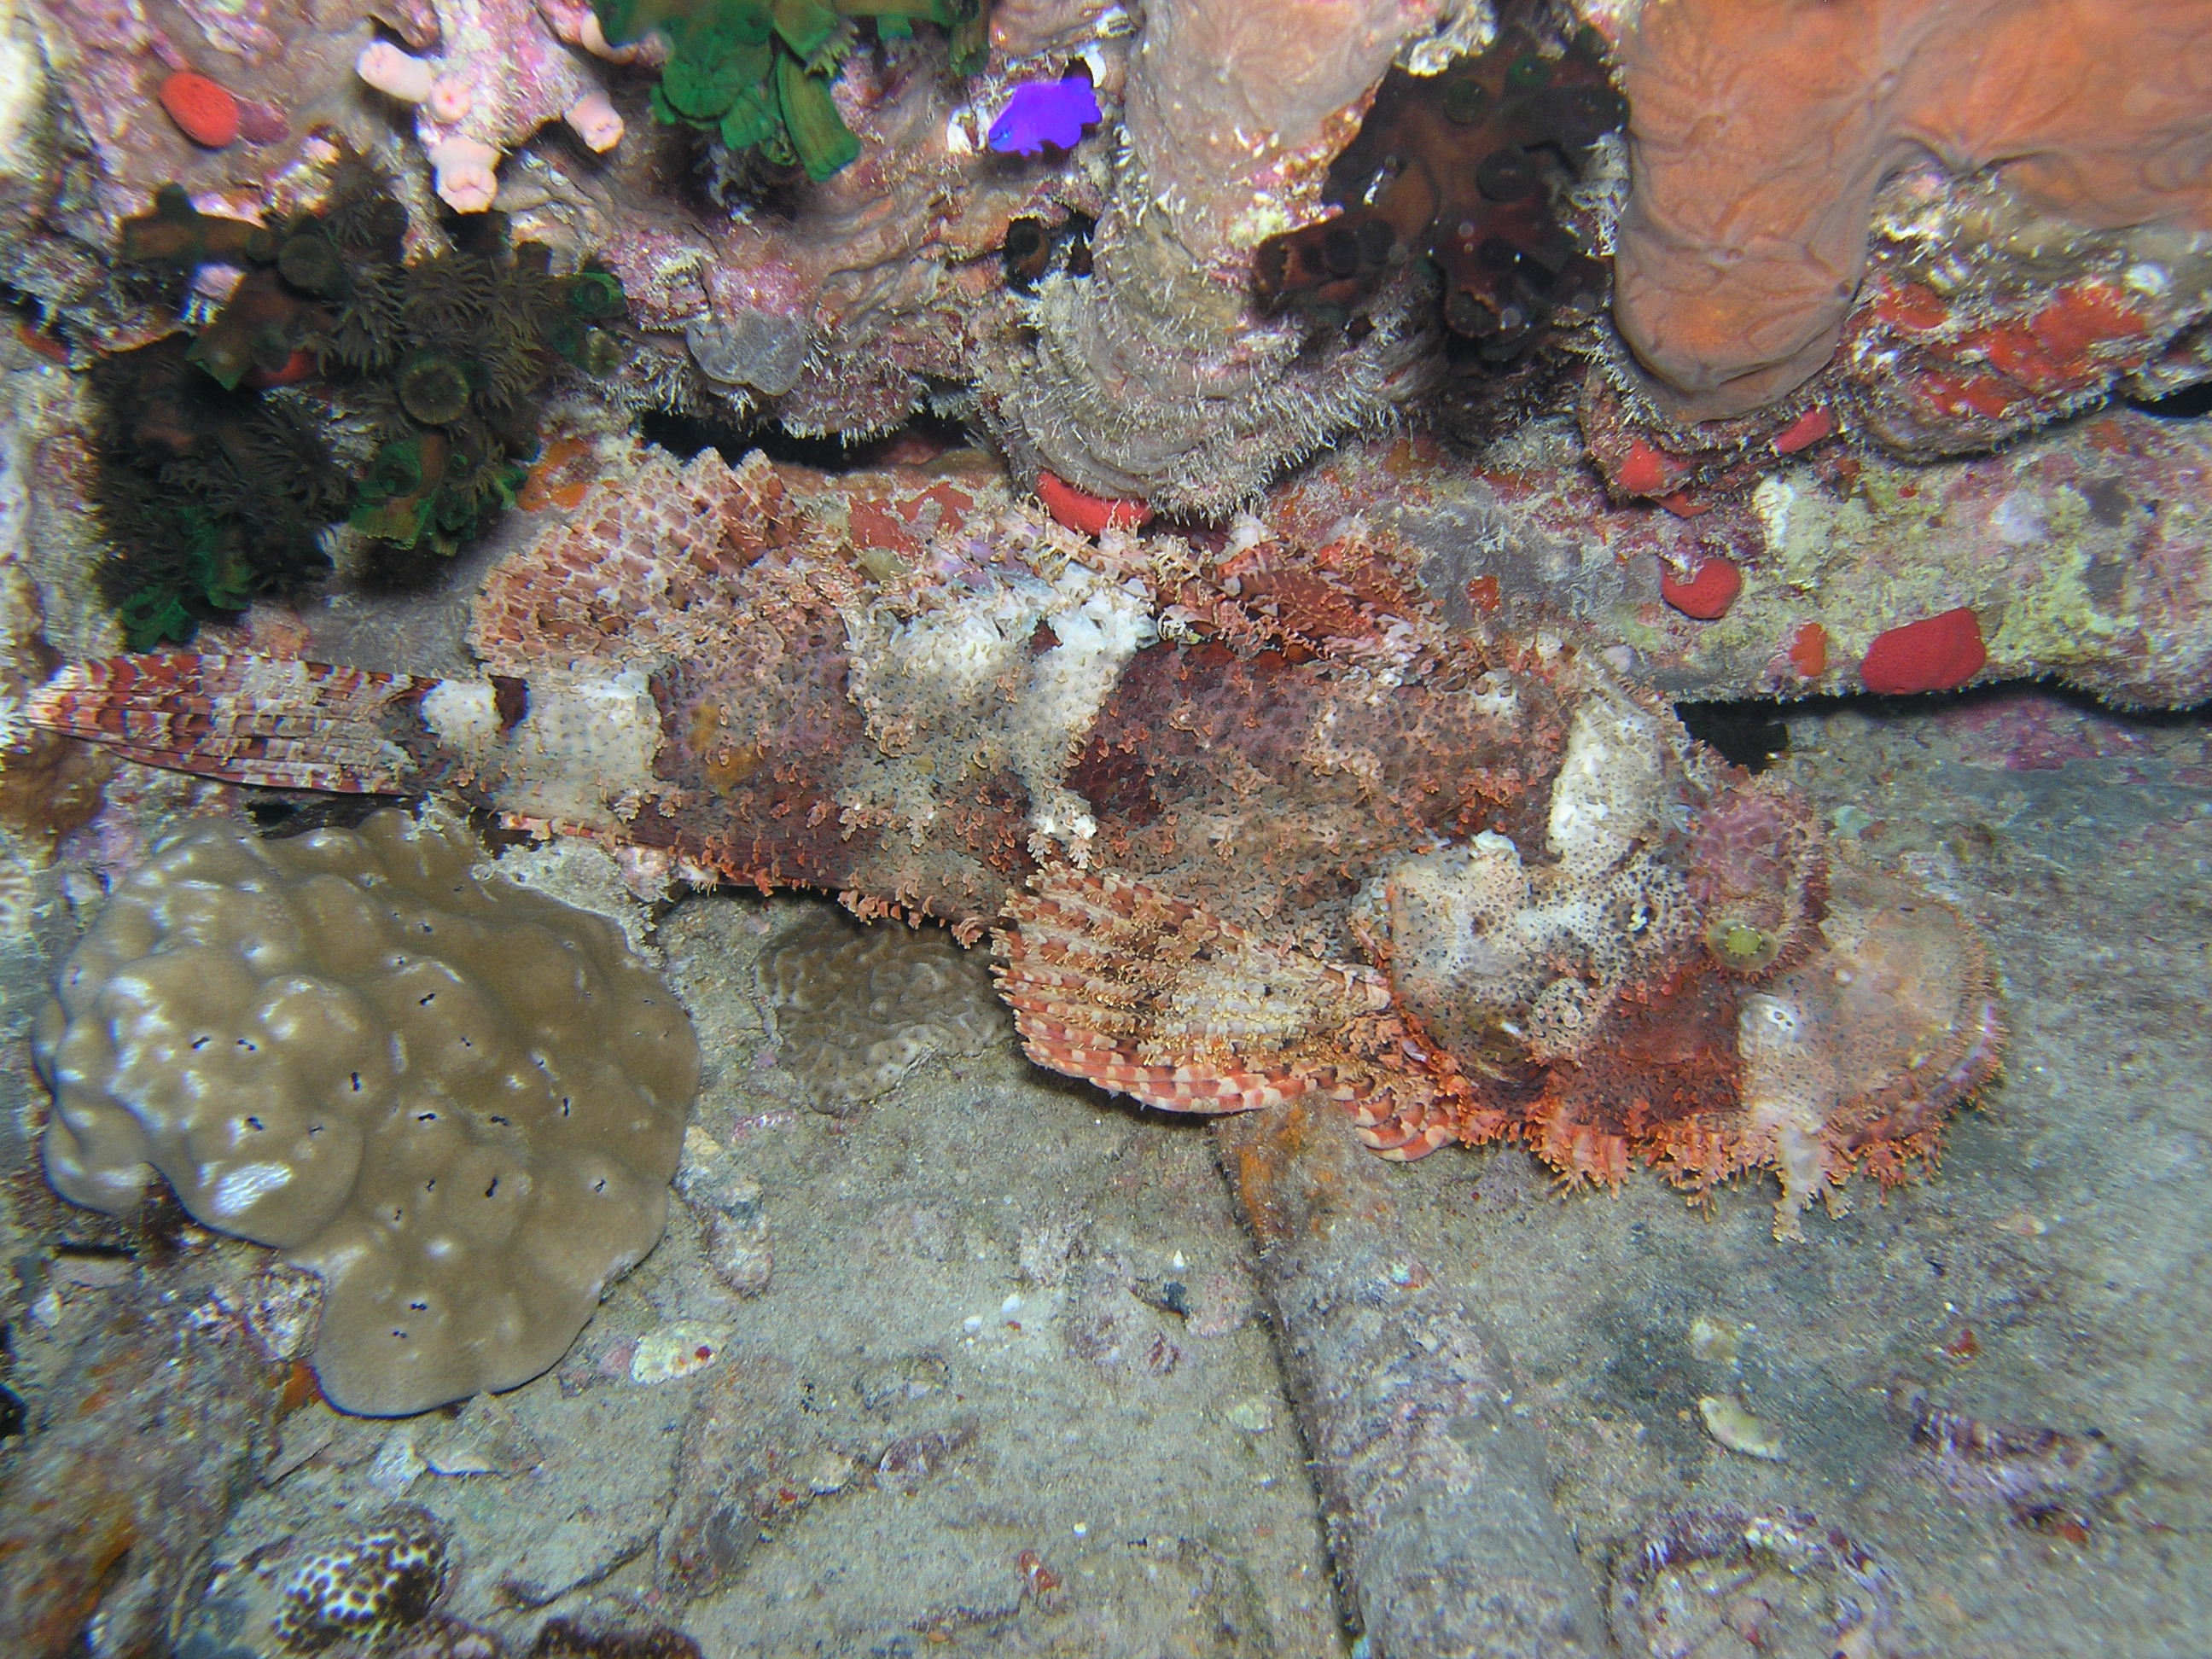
(29, 652), (434, 795)
(993, 864), (1390, 1118)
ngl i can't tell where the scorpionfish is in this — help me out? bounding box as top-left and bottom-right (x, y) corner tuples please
(31, 445), (2000, 1237)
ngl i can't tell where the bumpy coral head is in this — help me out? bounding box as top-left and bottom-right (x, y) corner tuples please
(34, 811), (700, 1413)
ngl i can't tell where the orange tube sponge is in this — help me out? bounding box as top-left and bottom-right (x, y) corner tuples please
(1614, 0), (2212, 422)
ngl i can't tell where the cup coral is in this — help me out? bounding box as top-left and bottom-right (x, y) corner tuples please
(33, 810), (699, 1415)
(1255, 19), (1622, 391)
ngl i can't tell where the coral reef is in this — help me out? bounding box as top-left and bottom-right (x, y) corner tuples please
(509, 0), (1112, 442)
(1612, 0), (2212, 425)
(32, 442), (2000, 1226)
(1271, 413), (2212, 708)
(9, 0), (391, 333)
(757, 907), (1008, 1109)
(32, 808), (699, 1414)
(1255, 18), (1621, 395)
(971, 0), (1441, 513)
(0, 0), (47, 263)
(0, 1267), (294, 1659)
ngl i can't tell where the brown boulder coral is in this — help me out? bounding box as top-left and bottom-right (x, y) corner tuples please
(29, 446), (1998, 1235)
(32, 810), (698, 1414)
(1614, 0), (2212, 422)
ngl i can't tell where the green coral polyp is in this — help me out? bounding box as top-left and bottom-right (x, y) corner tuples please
(563, 271), (626, 320)
(397, 353), (476, 424)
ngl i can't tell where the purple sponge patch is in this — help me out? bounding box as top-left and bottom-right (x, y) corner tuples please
(987, 77), (1102, 157)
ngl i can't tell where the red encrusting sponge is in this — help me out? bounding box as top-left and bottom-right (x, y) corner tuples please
(1787, 621), (1828, 678)
(1860, 607), (1987, 693)
(1659, 554), (1742, 620)
(1037, 470), (1153, 537)
(1615, 437), (1687, 498)
(159, 72), (242, 149)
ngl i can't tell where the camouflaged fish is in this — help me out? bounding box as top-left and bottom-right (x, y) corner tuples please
(31, 446), (2001, 1237)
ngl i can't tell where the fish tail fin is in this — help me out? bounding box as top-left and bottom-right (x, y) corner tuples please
(28, 653), (436, 794)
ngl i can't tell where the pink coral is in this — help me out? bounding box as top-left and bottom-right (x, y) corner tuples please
(354, 0), (627, 212)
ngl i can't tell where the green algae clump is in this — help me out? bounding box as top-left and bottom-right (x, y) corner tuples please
(594, 0), (986, 182)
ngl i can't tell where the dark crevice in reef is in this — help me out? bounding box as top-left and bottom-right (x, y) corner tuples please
(637, 408), (976, 472)
(1675, 700), (1792, 772)
(2128, 381), (2212, 421)
(247, 791), (421, 839)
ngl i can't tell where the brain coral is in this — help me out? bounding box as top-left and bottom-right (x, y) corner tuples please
(1614, 0), (2212, 421)
(759, 908), (1008, 1109)
(33, 810), (698, 1416)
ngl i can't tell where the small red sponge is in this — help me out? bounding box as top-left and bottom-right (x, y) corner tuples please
(1860, 607), (1987, 694)
(1787, 621), (1828, 678)
(1037, 470), (1153, 537)
(1615, 437), (1687, 498)
(1659, 554), (1742, 620)
(160, 72), (241, 149)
